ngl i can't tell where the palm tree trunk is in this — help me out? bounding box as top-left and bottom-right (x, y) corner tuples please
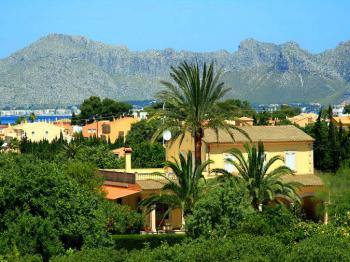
(194, 128), (203, 168)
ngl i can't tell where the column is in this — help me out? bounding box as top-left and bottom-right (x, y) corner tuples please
(151, 205), (156, 232)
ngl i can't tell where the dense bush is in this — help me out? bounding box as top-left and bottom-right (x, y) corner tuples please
(71, 96), (132, 125)
(20, 135), (123, 169)
(113, 234), (186, 250)
(53, 235), (286, 262)
(320, 166), (350, 227)
(287, 234), (350, 261)
(125, 119), (165, 168)
(236, 205), (299, 238)
(51, 248), (127, 262)
(52, 233), (350, 262)
(73, 144), (122, 168)
(186, 179), (253, 238)
(0, 154), (142, 260)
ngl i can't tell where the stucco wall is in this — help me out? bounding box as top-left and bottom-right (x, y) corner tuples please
(166, 133), (314, 176)
(207, 142), (313, 175)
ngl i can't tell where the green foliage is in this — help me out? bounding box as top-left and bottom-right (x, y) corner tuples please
(126, 120), (161, 146)
(254, 111), (270, 125)
(0, 154), (141, 260)
(100, 202), (143, 235)
(51, 248), (126, 262)
(235, 205), (300, 243)
(304, 109), (350, 171)
(29, 112), (36, 123)
(344, 104), (350, 114)
(72, 96), (132, 125)
(125, 119), (165, 168)
(288, 234), (350, 261)
(15, 116), (27, 124)
(254, 105), (301, 126)
(124, 236), (287, 262)
(63, 160), (103, 191)
(19, 136), (123, 169)
(131, 142), (165, 168)
(273, 105), (301, 118)
(217, 99), (255, 119)
(186, 179), (253, 238)
(215, 142), (301, 209)
(140, 152), (210, 219)
(156, 61), (245, 167)
(113, 234), (186, 251)
(320, 166), (350, 227)
(73, 144), (122, 169)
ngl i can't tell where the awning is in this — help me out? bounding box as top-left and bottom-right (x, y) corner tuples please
(102, 184), (142, 200)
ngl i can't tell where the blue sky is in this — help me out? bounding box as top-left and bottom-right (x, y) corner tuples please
(0, 0), (349, 58)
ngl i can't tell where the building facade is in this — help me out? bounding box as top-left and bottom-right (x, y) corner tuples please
(82, 117), (139, 142)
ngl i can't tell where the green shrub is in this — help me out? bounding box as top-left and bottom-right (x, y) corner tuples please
(125, 235), (286, 262)
(113, 234), (186, 250)
(0, 154), (141, 260)
(51, 248), (127, 262)
(235, 205), (300, 242)
(186, 179), (253, 238)
(100, 202), (144, 235)
(288, 234), (350, 261)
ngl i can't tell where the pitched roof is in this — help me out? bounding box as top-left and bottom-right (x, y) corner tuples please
(238, 117), (254, 121)
(203, 125), (314, 144)
(281, 174), (324, 186)
(137, 180), (169, 190)
(102, 184), (141, 200)
(332, 116), (350, 125)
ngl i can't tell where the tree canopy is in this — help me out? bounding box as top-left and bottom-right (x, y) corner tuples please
(72, 96), (132, 125)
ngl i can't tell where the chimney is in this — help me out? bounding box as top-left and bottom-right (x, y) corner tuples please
(124, 147), (133, 172)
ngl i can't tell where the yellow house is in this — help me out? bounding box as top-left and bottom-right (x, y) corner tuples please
(331, 116), (350, 128)
(100, 126), (323, 231)
(82, 117), (139, 143)
(4, 122), (72, 142)
(166, 125), (324, 219)
(99, 148), (183, 233)
(166, 125), (314, 176)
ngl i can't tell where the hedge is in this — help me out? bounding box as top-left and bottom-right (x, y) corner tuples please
(113, 234), (186, 250)
(51, 233), (350, 262)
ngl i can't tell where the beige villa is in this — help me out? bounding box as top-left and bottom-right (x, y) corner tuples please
(3, 122), (72, 142)
(99, 125), (324, 232)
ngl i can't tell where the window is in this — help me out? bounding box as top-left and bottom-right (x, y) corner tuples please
(102, 124), (111, 134)
(31, 131), (35, 136)
(118, 131), (125, 138)
(285, 151), (296, 171)
(87, 129), (92, 134)
(224, 153), (236, 173)
(45, 131), (48, 137)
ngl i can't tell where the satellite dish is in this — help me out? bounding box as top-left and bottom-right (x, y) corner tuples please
(162, 130), (172, 141)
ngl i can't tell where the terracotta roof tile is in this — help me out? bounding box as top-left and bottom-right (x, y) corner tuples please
(281, 174), (324, 186)
(203, 125), (314, 143)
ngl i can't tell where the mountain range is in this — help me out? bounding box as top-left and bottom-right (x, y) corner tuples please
(1, 33), (350, 108)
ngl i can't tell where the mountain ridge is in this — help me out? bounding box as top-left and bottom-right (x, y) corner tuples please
(1, 33), (350, 107)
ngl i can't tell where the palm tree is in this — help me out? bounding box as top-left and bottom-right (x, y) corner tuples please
(139, 151), (212, 226)
(215, 141), (301, 210)
(153, 61), (247, 168)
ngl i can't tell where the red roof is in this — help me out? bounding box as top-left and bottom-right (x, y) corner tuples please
(102, 183), (141, 200)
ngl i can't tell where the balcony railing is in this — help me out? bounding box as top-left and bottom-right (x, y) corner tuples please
(135, 172), (176, 181)
(98, 169), (135, 184)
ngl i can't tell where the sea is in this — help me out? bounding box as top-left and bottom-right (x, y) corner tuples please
(1, 115), (72, 125)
